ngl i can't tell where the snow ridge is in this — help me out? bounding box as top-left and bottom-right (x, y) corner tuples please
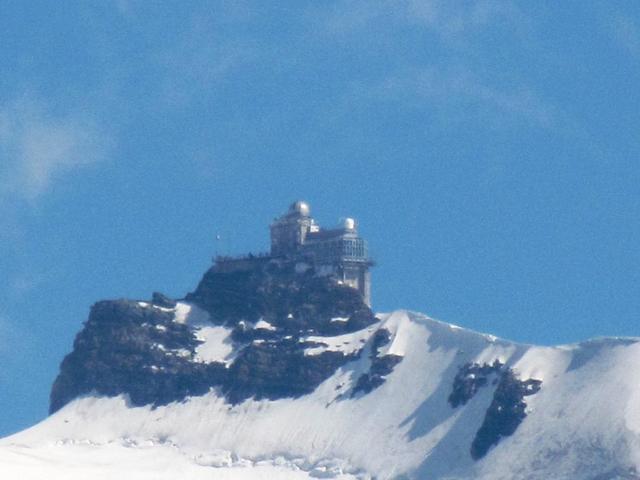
(4, 310), (640, 479)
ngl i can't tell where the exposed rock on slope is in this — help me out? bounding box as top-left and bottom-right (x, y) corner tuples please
(351, 328), (402, 396)
(185, 260), (374, 334)
(447, 361), (542, 459)
(470, 368), (542, 459)
(50, 258), (378, 413)
(49, 300), (227, 413)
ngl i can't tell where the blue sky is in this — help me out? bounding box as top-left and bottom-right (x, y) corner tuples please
(1, 1), (639, 436)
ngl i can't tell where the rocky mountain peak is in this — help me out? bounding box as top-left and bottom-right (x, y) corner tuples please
(50, 256), (380, 414)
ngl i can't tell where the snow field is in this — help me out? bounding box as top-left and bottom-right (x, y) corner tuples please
(4, 310), (640, 479)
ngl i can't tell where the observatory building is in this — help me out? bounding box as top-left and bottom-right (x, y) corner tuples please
(214, 201), (373, 306)
(270, 201), (372, 306)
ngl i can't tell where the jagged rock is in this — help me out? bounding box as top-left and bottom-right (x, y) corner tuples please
(470, 369), (542, 459)
(352, 354), (403, 396)
(185, 259), (376, 335)
(225, 341), (352, 404)
(447, 360), (542, 459)
(151, 292), (177, 308)
(49, 300), (227, 413)
(448, 360), (503, 408)
(50, 258), (377, 413)
(352, 328), (402, 396)
(371, 328), (392, 351)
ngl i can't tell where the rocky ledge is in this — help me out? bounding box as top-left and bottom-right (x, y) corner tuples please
(448, 361), (542, 459)
(50, 258), (380, 413)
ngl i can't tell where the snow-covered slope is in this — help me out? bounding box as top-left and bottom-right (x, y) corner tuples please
(3, 310), (640, 479)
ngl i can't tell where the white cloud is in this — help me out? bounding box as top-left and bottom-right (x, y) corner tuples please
(310, 1), (550, 129)
(403, 0), (519, 39)
(151, 9), (256, 108)
(610, 14), (640, 58)
(0, 95), (108, 202)
(315, 0), (522, 43)
(366, 67), (561, 130)
(114, 0), (135, 18)
(9, 272), (46, 299)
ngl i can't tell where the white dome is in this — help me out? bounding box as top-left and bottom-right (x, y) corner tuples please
(290, 200), (311, 216)
(343, 217), (356, 231)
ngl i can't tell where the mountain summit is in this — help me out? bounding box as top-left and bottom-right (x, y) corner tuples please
(2, 204), (640, 479)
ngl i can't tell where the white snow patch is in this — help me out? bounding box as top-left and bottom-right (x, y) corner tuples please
(138, 301), (174, 313)
(255, 319), (277, 331)
(193, 326), (235, 364)
(375, 311), (412, 357)
(166, 302), (236, 364)
(303, 324), (379, 356)
(330, 317), (349, 323)
(173, 302), (210, 326)
(0, 443), (356, 479)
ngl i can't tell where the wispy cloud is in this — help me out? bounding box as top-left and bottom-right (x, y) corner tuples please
(365, 67), (562, 130)
(403, 0), (521, 40)
(150, 8), (256, 108)
(316, 0), (522, 43)
(9, 271), (46, 300)
(309, 1), (549, 129)
(114, 0), (135, 19)
(610, 14), (640, 58)
(0, 95), (109, 202)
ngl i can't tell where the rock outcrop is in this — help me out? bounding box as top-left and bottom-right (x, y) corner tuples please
(50, 258), (378, 413)
(447, 360), (542, 459)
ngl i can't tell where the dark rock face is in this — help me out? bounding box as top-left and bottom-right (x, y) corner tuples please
(151, 292), (176, 309)
(225, 341), (353, 404)
(448, 361), (542, 460)
(352, 328), (403, 396)
(470, 370), (541, 459)
(50, 258), (378, 413)
(352, 355), (403, 396)
(50, 300), (227, 413)
(448, 360), (503, 408)
(186, 260), (375, 335)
